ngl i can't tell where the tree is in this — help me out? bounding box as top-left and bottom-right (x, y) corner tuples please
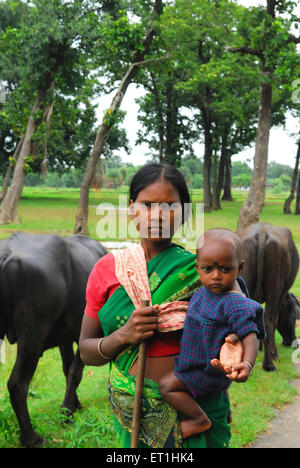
(0, 0), (111, 224)
(271, 173), (291, 193)
(0, 84), (50, 223)
(232, 173), (252, 189)
(267, 160), (294, 179)
(232, 161), (252, 177)
(295, 168), (300, 214)
(160, 0), (260, 211)
(284, 131), (300, 213)
(226, 0), (300, 230)
(135, 62), (198, 165)
(74, 0), (164, 235)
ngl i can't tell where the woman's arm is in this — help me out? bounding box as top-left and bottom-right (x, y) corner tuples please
(79, 315), (124, 366)
(79, 304), (159, 366)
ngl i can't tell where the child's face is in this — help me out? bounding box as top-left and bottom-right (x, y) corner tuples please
(195, 240), (243, 293)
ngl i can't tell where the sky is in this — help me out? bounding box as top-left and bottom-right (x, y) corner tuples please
(95, 0), (300, 169)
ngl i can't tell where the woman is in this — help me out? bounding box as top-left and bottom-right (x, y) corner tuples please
(79, 163), (244, 448)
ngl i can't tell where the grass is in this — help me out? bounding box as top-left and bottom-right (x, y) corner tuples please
(0, 332), (299, 448)
(0, 345), (116, 448)
(229, 330), (300, 447)
(0, 185), (299, 448)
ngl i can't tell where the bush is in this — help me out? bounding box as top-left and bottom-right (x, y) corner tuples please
(270, 174), (291, 193)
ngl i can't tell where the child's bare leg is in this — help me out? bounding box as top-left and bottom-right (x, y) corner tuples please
(159, 372), (212, 439)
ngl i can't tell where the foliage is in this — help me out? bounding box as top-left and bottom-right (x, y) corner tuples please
(15, 157), (295, 192)
(0, 0), (130, 176)
(159, 0), (260, 153)
(232, 173), (252, 189)
(0, 0), (299, 219)
(270, 173), (292, 193)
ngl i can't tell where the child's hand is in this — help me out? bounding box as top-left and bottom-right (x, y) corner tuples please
(210, 333), (243, 379)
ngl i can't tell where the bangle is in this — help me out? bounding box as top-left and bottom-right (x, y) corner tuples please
(97, 337), (111, 360)
(243, 360), (254, 375)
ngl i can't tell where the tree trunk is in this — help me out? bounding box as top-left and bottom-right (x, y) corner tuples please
(41, 79), (55, 178)
(91, 157), (104, 190)
(222, 152), (233, 201)
(295, 171), (300, 215)
(203, 138), (212, 212)
(165, 80), (179, 166)
(0, 90), (46, 224)
(284, 135), (300, 214)
(237, 78), (272, 230)
(211, 152), (220, 211)
(215, 132), (229, 208)
(201, 110), (212, 213)
(74, 65), (142, 234)
(149, 72), (164, 162)
(74, 0), (163, 235)
(0, 136), (24, 203)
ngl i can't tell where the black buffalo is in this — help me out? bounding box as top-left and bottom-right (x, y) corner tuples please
(238, 222), (300, 371)
(0, 232), (107, 447)
(278, 292), (300, 346)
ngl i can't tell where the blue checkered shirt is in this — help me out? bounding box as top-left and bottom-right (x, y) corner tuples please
(174, 277), (265, 398)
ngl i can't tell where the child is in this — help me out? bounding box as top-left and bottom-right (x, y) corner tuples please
(159, 228), (265, 440)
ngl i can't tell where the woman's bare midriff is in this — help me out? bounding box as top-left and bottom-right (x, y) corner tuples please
(129, 355), (176, 383)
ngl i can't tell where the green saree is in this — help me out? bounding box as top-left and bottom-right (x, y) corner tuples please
(98, 244), (231, 448)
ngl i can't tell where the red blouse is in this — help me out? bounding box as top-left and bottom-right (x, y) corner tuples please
(84, 253), (180, 357)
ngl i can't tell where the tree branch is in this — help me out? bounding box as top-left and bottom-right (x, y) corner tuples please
(134, 53), (170, 67)
(133, 0), (163, 63)
(225, 45), (263, 59)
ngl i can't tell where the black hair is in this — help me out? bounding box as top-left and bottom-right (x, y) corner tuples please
(129, 163), (191, 223)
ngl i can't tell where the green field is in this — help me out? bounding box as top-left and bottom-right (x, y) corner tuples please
(0, 186), (299, 448)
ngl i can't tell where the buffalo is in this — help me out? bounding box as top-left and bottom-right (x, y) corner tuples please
(278, 292), (300, 347)
(238, 223), (300, 371)
(0, 232), (107, 447)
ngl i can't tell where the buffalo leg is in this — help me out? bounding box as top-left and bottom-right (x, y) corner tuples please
(60, 345), (84, 415)
(263, 303), (277, 371)
(7, 341), (44, 448)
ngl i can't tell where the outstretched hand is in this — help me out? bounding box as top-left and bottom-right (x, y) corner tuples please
(210, 334), (243, 381)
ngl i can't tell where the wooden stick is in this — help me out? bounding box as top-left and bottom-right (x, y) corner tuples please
(131, 299), (150, 448)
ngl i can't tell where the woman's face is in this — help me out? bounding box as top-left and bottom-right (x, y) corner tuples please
(129, 178), (182, 242)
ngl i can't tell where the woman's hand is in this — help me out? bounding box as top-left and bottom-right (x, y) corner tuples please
(210, 334), (243, 380)
(227, 362), (252, 382)
(79, 305), (159, 366)
(118, 304), (159, 346)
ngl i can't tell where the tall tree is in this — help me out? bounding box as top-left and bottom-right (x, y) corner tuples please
(295, 169), (300, 215)
(284, 131), (300, 214)
(160, 0), (260, 211)
(135, 67), (198, 166)
(0, 0), (108, 224)
(226, 0), (300, 230)
(74, 0), (164, 235)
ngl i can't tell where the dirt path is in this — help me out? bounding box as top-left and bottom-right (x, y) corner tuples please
(249, 362), (300, 448)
